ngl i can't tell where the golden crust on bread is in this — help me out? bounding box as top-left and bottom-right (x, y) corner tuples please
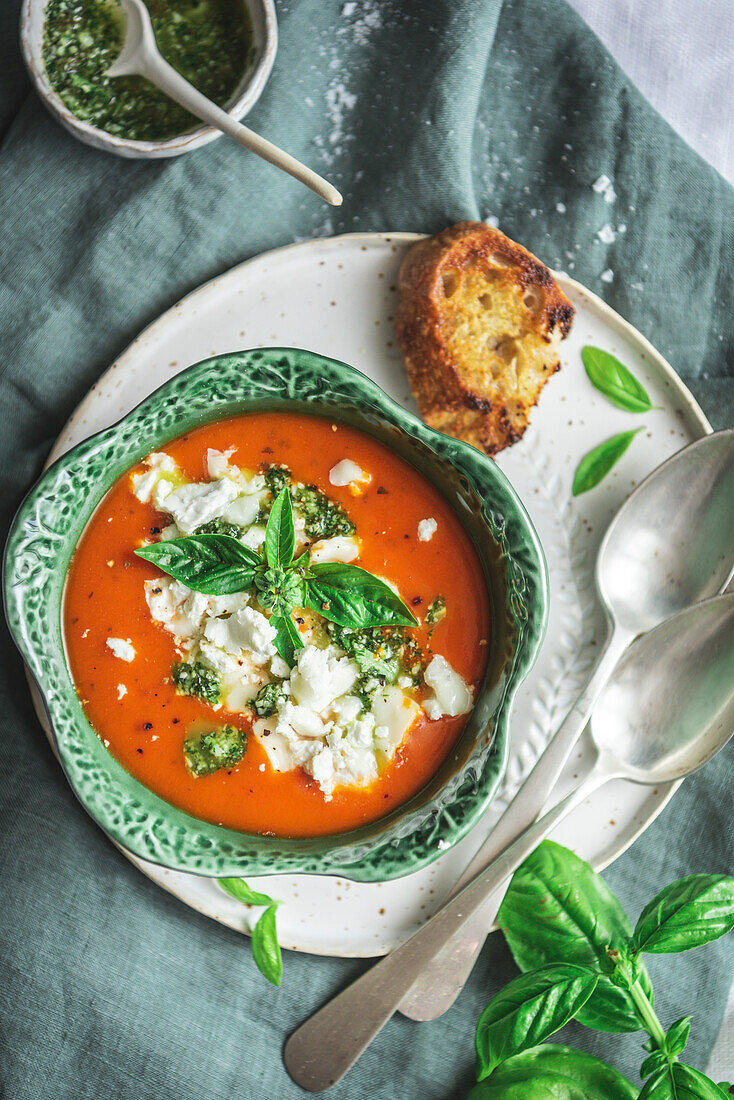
(394, 222), (575, 455)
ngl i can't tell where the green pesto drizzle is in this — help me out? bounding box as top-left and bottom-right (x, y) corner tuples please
(43, 0), (254, 142)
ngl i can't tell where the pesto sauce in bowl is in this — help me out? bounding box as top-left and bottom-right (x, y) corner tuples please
(42, 0), (254, 142)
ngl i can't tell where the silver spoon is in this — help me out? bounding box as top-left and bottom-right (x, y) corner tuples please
(109, 0), (342, 206)
(284, 593), (734, 1092)
(400, 427), (734, 1021)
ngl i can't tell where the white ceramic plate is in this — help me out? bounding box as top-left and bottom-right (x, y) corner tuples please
(44, 232), (709, 956)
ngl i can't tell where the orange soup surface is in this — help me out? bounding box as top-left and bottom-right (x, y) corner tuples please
(64, 412), (490, 837)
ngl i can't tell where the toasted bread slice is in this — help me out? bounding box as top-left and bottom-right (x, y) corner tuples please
(394, 222), (574, 455)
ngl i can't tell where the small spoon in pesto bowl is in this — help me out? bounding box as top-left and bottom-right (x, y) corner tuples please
(108, 0), (342, 204)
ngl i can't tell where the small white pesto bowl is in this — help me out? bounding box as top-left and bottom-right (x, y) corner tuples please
(20, 0), (277, 158)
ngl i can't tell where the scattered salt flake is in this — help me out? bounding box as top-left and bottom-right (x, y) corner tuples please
(601, 268), (614, 283)
(117, 683), (128, 700)
(555, 201), (567, 213)
(597, 223), (616, 245)
(341, 0), (356, 14)
(592, 174), (617, 203)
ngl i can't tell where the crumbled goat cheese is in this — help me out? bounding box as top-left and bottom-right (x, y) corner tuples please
(117, 683), (128, 700)
(417, 517), (438, 542)
(290, 645), (359, 712)
(132, 452), (177, 503)
(203, 606), (277, 665)
(162, 479), (241, 535)
(329, 458), (369, 487)
(240, 524), (266, 550)
(423, 655), (473, 720)
(310, 535), (361, 564)
(106, 637), (136, 662)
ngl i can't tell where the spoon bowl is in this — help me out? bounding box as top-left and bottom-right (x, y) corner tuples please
(592, 594), (734, 784)
(597, 428), (734, 634)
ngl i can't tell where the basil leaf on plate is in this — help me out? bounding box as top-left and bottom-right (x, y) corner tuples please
(270, 612), (303, 666)
(135, 534), (261, 594)
(582, 346), (654, 412)
(497, 841), (653, 1033)
(252, 904), (283, 987)
(265, 487), (295, 569)
(572, 429), (643, 496)
(475, 963), (598, 1080)
(219, 877), (276, 909)
(639, 1063), (731, 1100)
(306, 563), (417, 629)
(633, 874), (734, 954)
(467, 1044), (637, 1099)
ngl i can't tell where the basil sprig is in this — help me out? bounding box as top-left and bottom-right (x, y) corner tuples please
(220, 878), (282, 986)
(475, 963), (598, 1079)
(136, 488), (417, 664)
(582, 346), (655, 413)
(480, 840), (734, 1097)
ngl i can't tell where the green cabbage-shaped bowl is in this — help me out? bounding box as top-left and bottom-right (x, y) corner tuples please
(4, 349), (548, 882)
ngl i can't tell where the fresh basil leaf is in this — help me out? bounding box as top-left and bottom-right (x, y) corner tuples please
(640, 1064), (732, 1100)
(572, 429), (643, 496)
(498, 841), (653, 1033)
(664, 1016), (693, 1058)
(641, 1052), (669, 1080)
(270, 612), (303, 666)
(219, 877), (275, 909)
(306, 563), (418, 629)
(252, 904), (282, 987)
(265, 487), (295, 569)
(475, 963), (598, 1080)
(468, 1044), (637, 1099)
(582, 346), (654, 412)
(633, 875), (734, 954)
(135, 535), (261, 594)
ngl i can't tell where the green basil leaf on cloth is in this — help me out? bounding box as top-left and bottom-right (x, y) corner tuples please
(498, 841), (654, 1032)
(633, 875), (734, 954)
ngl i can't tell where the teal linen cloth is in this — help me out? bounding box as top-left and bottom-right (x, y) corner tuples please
(1, 0), (732, 1095)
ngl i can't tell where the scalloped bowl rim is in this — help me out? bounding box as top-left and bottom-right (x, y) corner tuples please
(4, 349), (548, 881)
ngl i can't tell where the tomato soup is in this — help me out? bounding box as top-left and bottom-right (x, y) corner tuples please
(64, 412), (490, 837)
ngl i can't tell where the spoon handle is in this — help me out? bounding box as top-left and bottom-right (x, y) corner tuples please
(284, 766), (610, 1093)
(132, 54), (343, 206)
(397, 630), (628, 1022)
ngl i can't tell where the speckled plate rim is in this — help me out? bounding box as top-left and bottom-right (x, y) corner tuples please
(5, 347), (548, 882)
